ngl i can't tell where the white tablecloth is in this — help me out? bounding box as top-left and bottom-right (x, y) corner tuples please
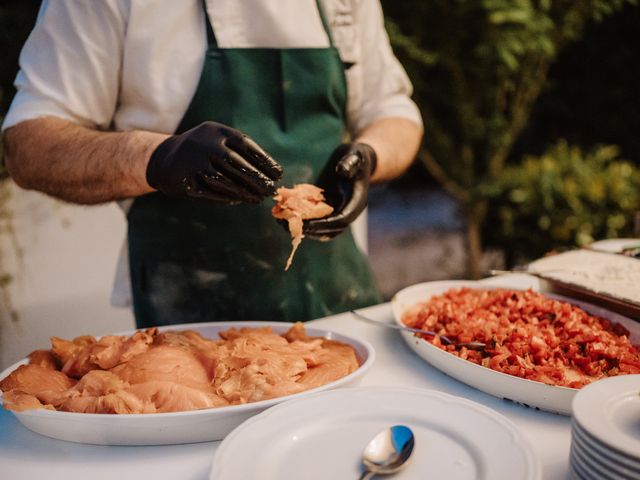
(0, 278), (572, 480)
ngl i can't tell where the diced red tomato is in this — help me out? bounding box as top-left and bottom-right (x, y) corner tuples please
(402, 288), (640, 388)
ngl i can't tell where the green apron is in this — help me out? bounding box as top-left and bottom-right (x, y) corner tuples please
(127, 0), (382, 328)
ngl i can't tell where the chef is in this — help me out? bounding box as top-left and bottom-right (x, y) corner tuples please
(2, 0), (423, 327)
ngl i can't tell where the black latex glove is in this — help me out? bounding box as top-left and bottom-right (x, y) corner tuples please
(303, 142), (377, 239)
(146, 121), (283, 204)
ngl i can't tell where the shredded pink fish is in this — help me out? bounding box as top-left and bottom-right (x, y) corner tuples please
(272, 184), (333, 270)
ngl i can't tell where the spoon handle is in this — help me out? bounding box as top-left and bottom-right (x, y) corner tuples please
(358, 471), (375, 480)
(350, 311), (436, 336)
(351, 311), (486, 351)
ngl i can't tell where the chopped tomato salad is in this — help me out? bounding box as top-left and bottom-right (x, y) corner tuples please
(402, 288), (640, 388)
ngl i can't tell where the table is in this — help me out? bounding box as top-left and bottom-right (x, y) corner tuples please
(0, 282), (572, 479)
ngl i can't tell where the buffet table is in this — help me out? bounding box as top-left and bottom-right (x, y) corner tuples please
(0, 277), (572, 480)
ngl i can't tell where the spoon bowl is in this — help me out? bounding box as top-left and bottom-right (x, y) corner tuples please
(360, 425), (415, 479)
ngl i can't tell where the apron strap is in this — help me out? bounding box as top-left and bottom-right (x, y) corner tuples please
(202, 0), (219, 48)
(315, 0), (336, 47)
(201, 0), (335, 49)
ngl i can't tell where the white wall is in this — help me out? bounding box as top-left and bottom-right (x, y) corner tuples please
(0, 183), (134, 370)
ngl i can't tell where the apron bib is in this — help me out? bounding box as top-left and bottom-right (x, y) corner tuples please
(127, 0), (382, 327)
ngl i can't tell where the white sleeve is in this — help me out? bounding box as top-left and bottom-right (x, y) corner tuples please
(1, 0), (127, 131)
(346, 0), (423, 136)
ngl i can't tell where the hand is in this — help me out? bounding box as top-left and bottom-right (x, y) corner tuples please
(303, 142), (377, 238)
(146, 121), (283, 203)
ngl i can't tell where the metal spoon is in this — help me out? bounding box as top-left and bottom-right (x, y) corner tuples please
(350, 311), (486, 351)
(359, 425), (415, 480)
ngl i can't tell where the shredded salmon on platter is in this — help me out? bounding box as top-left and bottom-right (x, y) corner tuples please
(272, 184), (333, 270)
(402, 288), (640, 388)
(0, 324), (359, 414)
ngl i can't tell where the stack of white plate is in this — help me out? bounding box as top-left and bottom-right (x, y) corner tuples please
(570, 375), (640, 480)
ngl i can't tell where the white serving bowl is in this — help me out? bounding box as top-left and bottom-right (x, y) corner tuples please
(391, 280), (640, 415)
(0, 321), (375, 445)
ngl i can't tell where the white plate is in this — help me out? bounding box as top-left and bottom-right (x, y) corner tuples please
(572, 374), (640, 460)
(570, 437), (639, 480)
(210, 386), (541, 480)
(391, 281), (640, 415)
(571, 423), (640, 476)
(572, 420), (640, 469)
(589, 238), (640, 254)
(569, 445), (602, 480)
(569, 442), (613, 480)
(0, 321), (375, 445)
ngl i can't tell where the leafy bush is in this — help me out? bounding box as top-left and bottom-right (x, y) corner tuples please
(382, 0), (636, 277)
(482, 140), (640, 265)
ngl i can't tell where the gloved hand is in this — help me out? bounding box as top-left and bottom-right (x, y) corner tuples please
(303, 142), (377, 239)
(146, 121), (283, 204)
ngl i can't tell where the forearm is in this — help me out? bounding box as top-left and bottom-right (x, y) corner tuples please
(3, 117), (167, 204)
(355, 117), (423, 183)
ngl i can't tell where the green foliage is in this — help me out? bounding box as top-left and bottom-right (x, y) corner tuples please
(481, 141), (640, 264)
(517, 4), (640, 166)
(383, 0), (636, 196)
(382, 0), (636, 275)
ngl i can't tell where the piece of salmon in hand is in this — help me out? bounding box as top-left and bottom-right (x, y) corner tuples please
(272, 184), (333, 270)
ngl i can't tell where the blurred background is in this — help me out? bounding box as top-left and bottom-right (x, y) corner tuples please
(0, 0), (639, 368)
